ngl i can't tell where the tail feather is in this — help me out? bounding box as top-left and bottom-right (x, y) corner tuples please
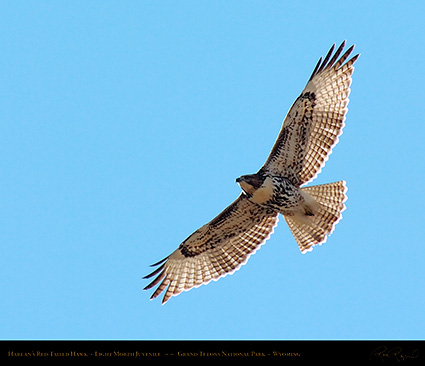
(284, 181), (347, 253)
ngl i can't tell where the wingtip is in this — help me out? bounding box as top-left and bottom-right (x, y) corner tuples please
(149, 256), (169, 267)
(308, 41), (355, 81)
(351, 52), (361, 63)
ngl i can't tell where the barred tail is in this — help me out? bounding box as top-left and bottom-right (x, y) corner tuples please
(284, 181), (347, 253)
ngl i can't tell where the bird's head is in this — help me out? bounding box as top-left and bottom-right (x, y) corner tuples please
(236, 174), (264, 196)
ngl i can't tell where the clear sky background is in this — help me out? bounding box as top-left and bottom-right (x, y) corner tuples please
(1, 1), (424, 340)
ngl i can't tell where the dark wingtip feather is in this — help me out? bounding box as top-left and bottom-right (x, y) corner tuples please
(308, 56), (323, 82)
(308, 41), (358, 82)
(350, 52), (361, 65)
(317, 42), (337, 73)
(143, 266), (166, 291)
(143, 261), (166, 281)
(308, 43), (335, 81)
(325, 41), (347, 70)
(149, 256), (169, 267)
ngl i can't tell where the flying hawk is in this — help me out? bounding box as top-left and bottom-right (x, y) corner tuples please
(144, 41), (359, 304)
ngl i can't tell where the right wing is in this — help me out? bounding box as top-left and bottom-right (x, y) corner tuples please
(144, 194), (279, 304)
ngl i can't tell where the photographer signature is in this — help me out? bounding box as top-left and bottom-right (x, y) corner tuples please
(370, 346), (420, 362)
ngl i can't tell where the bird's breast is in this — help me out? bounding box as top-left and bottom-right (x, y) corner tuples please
(250, 177), (275, 205)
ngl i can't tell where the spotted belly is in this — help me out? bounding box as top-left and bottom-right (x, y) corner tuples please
(250, 176), (302, 213)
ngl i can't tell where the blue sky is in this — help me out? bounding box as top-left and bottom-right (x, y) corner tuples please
(1, 1), (424, 340)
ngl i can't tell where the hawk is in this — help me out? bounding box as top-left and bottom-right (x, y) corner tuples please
(144, 41), (359, 304)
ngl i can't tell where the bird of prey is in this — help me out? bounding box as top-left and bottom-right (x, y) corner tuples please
(144, 41), (359, 304)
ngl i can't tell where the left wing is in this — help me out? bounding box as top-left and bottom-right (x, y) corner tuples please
(144, 194), (278, 304)
(260, 41), (359, 186)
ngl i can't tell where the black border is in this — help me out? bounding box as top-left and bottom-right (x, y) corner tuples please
(2, 340), (424, 364)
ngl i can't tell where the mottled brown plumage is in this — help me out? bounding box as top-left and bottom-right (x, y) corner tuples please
(261, 42), (359, 186)
(144, 41), (359, 304)
(144, 195), (278, 304)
